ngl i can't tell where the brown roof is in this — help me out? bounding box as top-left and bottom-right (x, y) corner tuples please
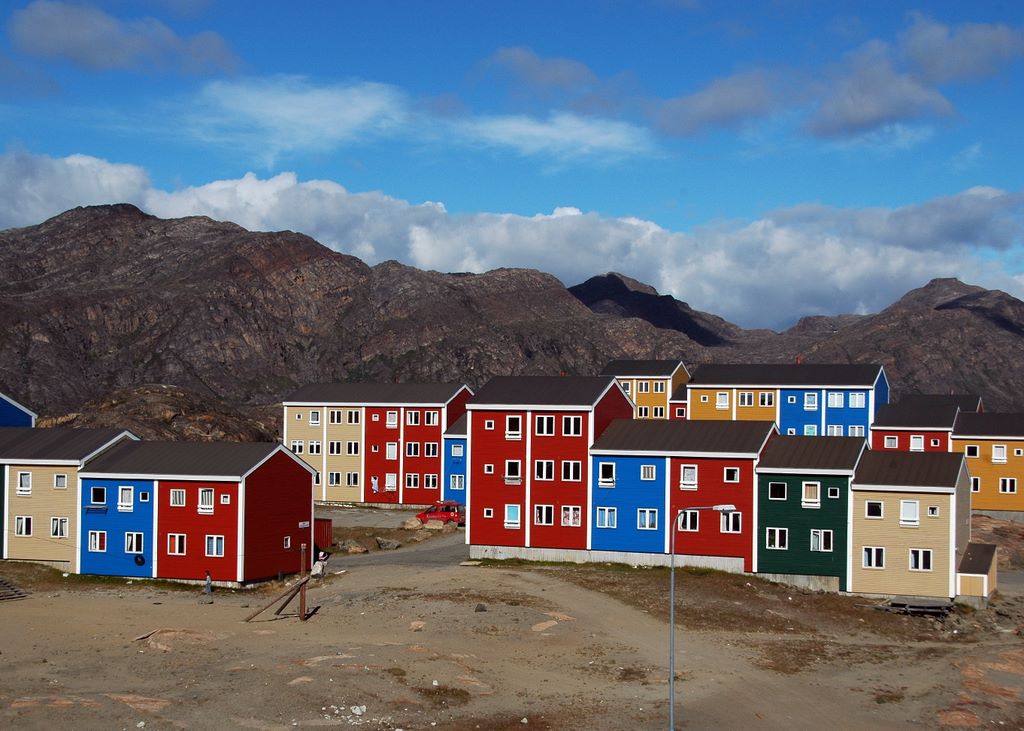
(469, 376), (617, 408)
(0, 427), (133, 462)
(689, 363), (882, 387)
(758, 436), (865, 472)
(899, 394), (982, 412)
(958, 543), (997, 575)
(953, 412), (1024, 438)
(82, 441), (294, 478)
(669, 384), (688, 402)
(444, 413), (467, 437)
(592, 419), (775, 455)
(284, 382), (469, 405)
(854, 451), (964, 489)
(601, 359), (686, 377)
(873, 402), (960, 429)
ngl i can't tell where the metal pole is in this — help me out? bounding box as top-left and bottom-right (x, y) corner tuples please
(668, 510), (677, 731)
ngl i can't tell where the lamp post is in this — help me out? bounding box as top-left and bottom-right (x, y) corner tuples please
(668, 503), (736, 731)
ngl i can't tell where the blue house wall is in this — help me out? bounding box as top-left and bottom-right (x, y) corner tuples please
(79, 477), (155, 577)
(779, 376), (887, 438)
(442, 436), (467, 504)
(779, 389), (824, 436)
(0, 395), (34, 427)
(589, 454), (666, 554)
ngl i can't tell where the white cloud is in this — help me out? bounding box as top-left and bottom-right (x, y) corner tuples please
(2, 150), (1022, 329)
(654, 70), (778, 136)
(901, 13), (1024, 84)
(9, 0), (239, 73)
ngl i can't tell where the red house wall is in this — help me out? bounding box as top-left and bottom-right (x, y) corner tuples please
(364, 406), (402, 503)
(530, 411), (591, 550)
(593, 388), (635, 441)
(668, 456), (756, 571)
(242, 450), (314, 581)
(468, 409), (527, 547)
(870, 429), (950, 452)
(446, 388), (472, 428)
(670, 402), (688, 420)
(402, 407), (444, 505)
(157, 479), (239, 582)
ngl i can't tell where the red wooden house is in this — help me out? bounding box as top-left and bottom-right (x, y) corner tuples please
(870, 394), (982, 453)
(467, 376), (633, 552)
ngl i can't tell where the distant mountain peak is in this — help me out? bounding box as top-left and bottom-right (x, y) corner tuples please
(890, 278), (986, 311)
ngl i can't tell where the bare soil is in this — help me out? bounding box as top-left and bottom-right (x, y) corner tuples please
(972, 514), (1024, 570)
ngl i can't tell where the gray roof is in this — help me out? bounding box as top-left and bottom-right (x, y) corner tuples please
(0, 427), (132, 462)
(873, 401), (961, 429)
(959, 543), (997, 575)
(953, 412), (1024, 438)
(689, 363), (882, 388)
(669, 384), (688, 402)
(285, 382), (468, 405)
(469, 376), (617, 408)
(601, 359), (685, 377)
(758, 436), (865, 472)
(592, 419), (775, 455)
(444, 413), (467, 437)
(854, 451), (964, 489)
(899, 394), (982, 412)
(83, 441), (286, 478)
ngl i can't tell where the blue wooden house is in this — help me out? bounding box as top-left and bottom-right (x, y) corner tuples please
(442, 414), (467, 503)
(79, 476), (156, 578)
(0, 392), (36, 427)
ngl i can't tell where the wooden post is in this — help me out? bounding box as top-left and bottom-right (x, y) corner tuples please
(242, 576), (310, 622)
(301, 543), (307, 577)
(299, 581), (307, 621)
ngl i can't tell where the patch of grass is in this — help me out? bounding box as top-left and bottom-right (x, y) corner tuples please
(414, 684), (472, 708)
(873, 687), (906, 704)
(2, 561), (198, 593)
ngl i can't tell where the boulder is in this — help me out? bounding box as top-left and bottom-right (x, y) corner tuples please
(376, 537), (401, 551)
(423, 519), (447, 531)
(402, 517), (423, 530)
(441, 521), (458, 534)
(339, 539), (367, 555)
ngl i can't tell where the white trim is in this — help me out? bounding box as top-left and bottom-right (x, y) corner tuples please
(751, 454), (759, 572)
(241, 444), (318, 479)
(663, 456), (671, 555)
(756, 467), (856, 477)
(398, 408), (405, 503)
(80, 471), (240, 482)
(590, 448), (763, 459)
(78, 431), (140, 466)
(852, 484), (955, 494)
(321, 411), (328, 502)
(951, 433), (1024, 441)
(525, 410), (533, 549)
(846, 483), (853, 592)
(359, 408), (366, 502)
(465, 410), (472, 546)
(468, 403), (594, 412)
(237, 478), (246, 583)
(948, 492), (956, 598)
(73, 471), (80, 573)
(873, 426), (954, 433)
(586, 408), (594, 550)
(152, 480), (159, 579)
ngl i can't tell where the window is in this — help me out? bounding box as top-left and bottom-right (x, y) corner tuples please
(803, 425), (818, 436)
(827, 425), (843, 437)
(640, 464), (656, 481)
(372, 445), (379, 453)
(679, 464), (697, 489)
(424, 474), (438, 489)
(308, 441), (322, 455)
(295, 412), (302, 421)
(723, 467), (740, 483)
(598, 462), (615, 487)
(1000, 478), (1018, 494)
(425, 442), (439, 457)
(313, 472), (321, 486)
(139, 492), (149, 503)
(801, 482), (820, 508)
(930, 439), (941, 447)
(346, 472), (359, 486)
(637, 508), (658, 530)
(385, 473), (397, 491)
(596, 507), (617, 528)
(561, 505), (582, 527)
(346, 440), (359, 456)
(675, 407), (686, 418)
(766, 527), (788, 549)
(206, 535), (225, 557)
(283, 536), (292, 549)
(535, 460), (555, 481)
(637, 381), (650, 393)
(910, 435), (924, 452)
(899, 499), (919, 527)
(125, 532), (144, 553)
(406, 442), (420, 457)
(993, 445), (1007, 464)
(759, 392), (774, 407)
(53, 474), (67, 489)
(329, 441), (341, 455)
(347, 409), (360, 424)
(971, 476), (980, 493)
(483, 508), (494, 518)
(827, 486), (840, 499)
(810, 529), (833, 552)
(425, 411), (438, 426)
(118, 486), (133, 511)
(637, 406), (650, 418)
(720, 511), (741, 533)
(768, 482), (786, 501)
(290, 440), (304, 454)
(505, 415), (521, 440)
(328, 472), (341, 486)
(1018, 448), (1024, 457)
(50, 517), (68, 538)
(16, 472), (30, 496)
(787, 429), (796, 435)
(504, 460), (522, 484)
(220, 493), (231, 505)
(199, 488), (214, 514)
(700, 395), (709, 403)
(562, 460), (582, 481)
(866, 500), (884, 518)
(653, 406), (665, 419)
(563, 416), (582, 437)
(484, 420), (495, 430)
(170, 489), (185, 507)
(739, 391), (754, 407)
(849, 392), (866, 408)
(451, 443), (464, 457)
(90, 486), (106, 505)
(909, 548), (933, 571)
(88, 530), (106, 552)
(965, 445), (979, 458)
(787, 396), (797, 404)
(450, 474), (465, 490)
(804, 393), (818, 410)
(927, 505), (940, 517)
(863, 546), (885, 569)
(386, 443), (397, 460)
(309, 410), (320, 426)
(622, 382), (631, 393)
(406, 473), (420, 488)
(167, 534), (186, 555)
(534, 505), (554, 525)
(848, 425), (865, 437)
(504, 504), (520, 528)
(827, 392), (844, 408)
(715, 392), (729, 410)
(654, 381), (666, 393)
(678, 510), (699, 532)
(536, 415), (555, 436)
(484, 464), (494, 474)
(329, 409), (343, 424)
(386, 411), (398, 428)
(406, 410), (420, 426)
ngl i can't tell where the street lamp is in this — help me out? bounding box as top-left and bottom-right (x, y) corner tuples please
(668, 503), (735, 731)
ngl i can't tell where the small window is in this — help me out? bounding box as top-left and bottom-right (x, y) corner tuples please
(562, 460), (582, 481)
(484, 420), (495, 431)
(199, 488), (215, 514)
(372, 413), (380, 422)
(534, 504), (554, 526)
(16, 472), (31, 496)
(801, 482), (820, 508)
(598, 462), (616, 487)
(899, 499), (919, 527)
(640, 464), (656, 481)
(768, 482), (786, 500)
(206, 534), (225, 557)
(930, 438), (941, 447)
(91, 486), (106, 505)
(622, 382), (631, 393)
(505, 415), (522, 440)
(449, 474), (465, 490)
(678, 510), (699, 532)
(965, 444), (979, 458)
(786, 428), (796, 435)
(596, 506), (617, 528)
(561, 505), (582, 527)
(715, 392), (729, 410)
(804, 393), (818, 410)
(884, 435), (898, 449)
(810, 528), (833, 552)
(406, 410), (420, 426)
(803, 424), (818, 436)
(863, 546), (885, 568)
(504, 504), (521, 528)
(766, 527), (788, 549)
(563, 416), (582, 437)
(88, 530), (106, 552)
(536, 415), (555, 436)
(971, 476), (980, 493)
(910, 435), (924, 452)
(53, 474), (67, 489)
(50, 517), (69, 538)
(723, 467), (740, 483)
(927, 505), (940, 517)
(309, 410), (320, 425)
(283, 535), (292, 550)
(483, 507), (494, 518)
(787, 396), (797, 404)
(170, 489), (185, 507)
(720, 511), (741, 533)
(483, 464), (494, 474)
(637, 508), (658, 530)
(386, 411), (399, 428)
(759, 392), (774, 407)
(124, 532), (144, 553)
(139, 492), (150, 503)
(295, 412), (302, 420)
(865, 500), (883, 519)
(675, 407), (686, 418)
(167, 534), (186, 555)
(451, 443), (464, 457)
(220, 493), (231, 505)
(827, 486), (840, 499)
(535, 460), (555, 481)
(679, 464), (697, 489)
(909, 548), (932, 571)
(700, 395), (709, 403)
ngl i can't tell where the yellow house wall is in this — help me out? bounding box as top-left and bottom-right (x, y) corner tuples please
(850, 490), (954, 598)
(958, 574), (985, 598)
(734, 390), (778, 422)
(670, 368), (690, 394)
(687, 388), (734, 421)
(615, 378), (672, 419)
(951, 437), (1024, 512)
(322, 415), (364, 502)
(6, 464), (79, 567)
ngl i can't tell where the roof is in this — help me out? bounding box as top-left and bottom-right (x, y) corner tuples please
(0, 392), (37, 419)
(669, 384), (688, 402)
(899, 394), (982, 413)
(591, 419), (775, 455)
(854, 451), (964, 489)
(0, 427), (133, 462)
(284, 382), (469, 405)
(758, 436), (865, 472)
(688, 363), (882, 388)
(82, 441), (290, 478)
(600, 359), (686, 378)
(953, 412), (1024, 438)
(873, 402), (961, 429)
(444, 413), (467, 437)
(468, 376), (617, 408)
(959, 543), (997, 575)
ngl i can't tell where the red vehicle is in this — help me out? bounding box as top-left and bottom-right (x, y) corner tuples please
(417, 500), (465, 526)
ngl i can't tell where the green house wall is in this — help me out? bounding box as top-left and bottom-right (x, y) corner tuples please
(757, 472), (851, 590)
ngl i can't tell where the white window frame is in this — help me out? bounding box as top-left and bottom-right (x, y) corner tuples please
(723, 467), (740, 483)
(993, 445), (1007, 464)
(328, 472), (341, 486)
(909, 435), (924, 452)
(483, 508), (494, 518)
(125, 532), (144, 553)
(563, 415), (582, 437)
(424, 473), (438, 489)
(738, 391), (753, 407)
(385, 473), (398, 491)
(561, 505), (582, 527)
(848, 425), (865, 437)
(53, 473), (67, 489)
(16, 471), (31, 496)
(386, 442), (398, 460)
(347, 409), (360, 424)
(406, 410), (420, 426)
(483, 464), (494, 475)
(88, 530), (106, 552)
(801, 481), (820, 508)
(167, 533), (186, 555)
(535, 415), (555, 436)
(804, 392), (818, 410)
(678, 510), (699, 532)
(653, 406), (665, 419)
(425, 411), (439, 426)
(308, 440), (321, 455)
(720, 511), (741, 533)
(810, 528), (833, 552)
(50, 516), (68, 539)
(198, 488), (215, 514)
(965, 444), (979, 458)
(118, 486), (133, 511)
(170, 488), (185, 507)
(865, 500), (884, 519)
(827, 425), (843, 437)
(484, 419), (495, 431)
(346, 440), (360, 456)
(637, 381), (650, 393)
(406, 441), (420, 457)
(598, 462), (615, 487)
(849, 392), (866, 408)
(637, 508), (658, 531)
(927, 505), (940, 517)
(503, 504), (520, 529)
(596, 506), (617, 529)
(504, 460), (522, 485)
(386, 411), (398, 428)
(768, 482), (786, 501)
(534, 504), (554, 526)
(405, 473), (419, 488)
(971, 476), (980, 493)
(827, 392), (844, 408)
(329, 409), (343, 424)
(909, 548), (933, 572)
(863, 546), (885, 569)
(637, 406), (650, 418)
(449, 474), (465, 491)
(1000, 477), (1018, 494)
(425, 442), (439, 458)
(640, 464), (656, 481)
(654, 381), (666, 393)
(535, 460), (555, 481)
(451, 443), (465, 457)
(899, 499), (920, 527)
(309, 410), (320, 426)
(759, 392), (774, 407)
(679, 464), (697, 490)
(205, 534), (225, 557)
(346, 472), (359, 487)
(715, 392), (729, 410)
(505, 415), (522, 440)
(290, 440), (304, 454)
(328, 441), (341, 455)
(562, 460), (582, 482)
(766, 527), (788, 549)
(827, 486), (840, 499)
(675, 407), (686, 418)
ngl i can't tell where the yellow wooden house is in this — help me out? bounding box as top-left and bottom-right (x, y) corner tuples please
(600, 360), (689, 420)
(951, 412), (1024, 516)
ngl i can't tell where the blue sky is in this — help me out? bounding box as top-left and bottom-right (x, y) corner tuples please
(1, 0), (1023, 328)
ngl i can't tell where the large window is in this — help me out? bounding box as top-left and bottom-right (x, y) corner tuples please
(199, 488), (214, 514)
(899, 499), (919, 527)
(849, 392), (866, 408)
(329, 441), (342, 455)
(424, 411), (439, 426)
(679, 464), (697, 489)
(206, 534), (225, 557)
(678, 510), (699, 532)
(534, 504), (554, 525)
(503, 504), (520, 529)
(451, 443), (464, 457)
(505, 415), (522, 440)
(596, 507), (617, 528)
(766, 527), (788, 549)
(863, 546), (885, 568)
(347, 441), (360, 456)
(810, 529), (833, 552)
(654, 382), (666, 393)
(848, 425), (865, 437)
(167, 534), (186, 555)
(535, 460), (555, 481)
(405, 473), (419, 488)
(827, 392), (844, 408)
(562, 460), (582, 481)
(637, 508), (658, 530)
(768, 482), (786, 500)
(536, 415), (555, 436)
(88, 530), (106, 552)
(1000, 478), (1018, 494)
(290, 440), (304, 454)
(386, 411), (398, 428)
(562, 416), (582, 437)
(124, 532), (144, 553)
(50, 517), (69, 538)
(118, 486), (134, 511)
(598, 462), (616, 487)
(504, 460), (522, 484)
(720, 511), (741, 533)
(827, 425), (843, 437)
(801, 482), (820, 508)
(308, 441), (321, 455)
(909, 548), (932, 571)
(561, 505), (582, 527)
